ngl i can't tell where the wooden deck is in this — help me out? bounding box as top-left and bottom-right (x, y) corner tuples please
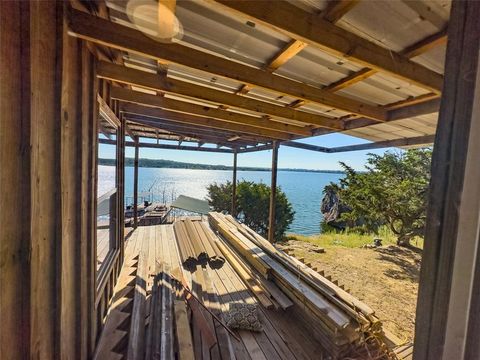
(94, 223), (327, 360)
(97, 227), (135, 271)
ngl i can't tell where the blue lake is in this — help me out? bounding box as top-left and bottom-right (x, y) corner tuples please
(98, 166), (343, 236)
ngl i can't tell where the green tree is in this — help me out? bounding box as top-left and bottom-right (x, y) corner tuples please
(206, 180), (295, 241)
(332, 149), (431, 246)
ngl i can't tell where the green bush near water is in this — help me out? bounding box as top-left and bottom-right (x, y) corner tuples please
(206, 180), (295, 241)
(323, 149), (432, 247)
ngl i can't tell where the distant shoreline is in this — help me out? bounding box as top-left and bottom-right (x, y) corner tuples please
(99, 157), (345, 174)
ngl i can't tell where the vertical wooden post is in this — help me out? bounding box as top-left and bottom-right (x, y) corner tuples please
(0, 2), (32, 357)
(231, 149), (238, 217)
(133, 137), (140, 228)
(118, 114), (126, 262)
(414, 2), (480, 359)
(268, 141), (279, 243)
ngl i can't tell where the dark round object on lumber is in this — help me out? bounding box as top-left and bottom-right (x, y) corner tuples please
(197, 252), (209, 266)
(208, 256), (226, 270)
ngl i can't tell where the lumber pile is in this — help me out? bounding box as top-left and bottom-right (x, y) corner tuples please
(174, 219), (225, 272)
(208, 212), (394, 359)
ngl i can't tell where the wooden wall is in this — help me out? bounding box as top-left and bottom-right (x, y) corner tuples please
(0, 2), (123, 358)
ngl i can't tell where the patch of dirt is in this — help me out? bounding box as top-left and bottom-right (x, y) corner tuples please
(277, 240), (422, 341)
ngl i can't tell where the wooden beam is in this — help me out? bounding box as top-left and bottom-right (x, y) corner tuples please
(335, 98), (441, 133)
(97, 61), (342, 129)
(385, 93), (439, 110)
(324, 28), (448, 93)
(321, 0), (360, 23)
(212, 0), (443, 94)
(401, 27), (448, 59)
(127, 119), (258, 147)
(110, 86), (313, 136)
(268, 141), (279, 243)
(120, 102), (295, 140)
(99, 138), (235, 153)
(98, 94), (121, 127)
(126, 117), (262, 145)
(231, 150), (238, 216)
(265, 39), (307, 72)
(67, 9), (387, 120)
(324, 68), (377, 92)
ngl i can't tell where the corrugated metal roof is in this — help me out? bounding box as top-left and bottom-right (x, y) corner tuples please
(104, 0), (447, 147)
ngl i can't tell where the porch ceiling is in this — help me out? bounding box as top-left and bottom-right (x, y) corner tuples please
(71, 0), (449, 150)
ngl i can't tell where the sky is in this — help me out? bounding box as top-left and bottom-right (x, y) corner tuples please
(99, 132), (395, 171)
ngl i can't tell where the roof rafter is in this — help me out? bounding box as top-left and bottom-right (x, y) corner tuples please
(321, 0), (360, 23)
(96, 61), (342, 129)
(67, 8), (387, 120)
(264, 39), (307, 72)
(323, 28), (447, 94)
(99, 138), (235, 153)
(110, 86), (313, 136)
(212, 0), (443, 93)
(120, 102), (295, 140)
(126, 116), (262, 146)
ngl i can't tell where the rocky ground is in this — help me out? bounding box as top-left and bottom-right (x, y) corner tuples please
(277, 240), (422, 341)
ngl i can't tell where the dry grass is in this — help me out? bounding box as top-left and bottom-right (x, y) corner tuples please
(286, 227), (424, 250)
(277, 233), (423, 342)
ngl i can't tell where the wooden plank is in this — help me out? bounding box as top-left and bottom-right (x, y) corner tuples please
(97, 61), (342, 129)
(127, 229), (148, 360)
(98, 94), (121, 127)
(174, 300), (195, 360)
(265, 39), (307, 71)
(67, 8), (388, 120)
(209, 214), (272, 278)
(211, 215), (352, 329)
(212, 233), (274, 308)
(111, 86), (312, 136)
(212, 0), (444, 93)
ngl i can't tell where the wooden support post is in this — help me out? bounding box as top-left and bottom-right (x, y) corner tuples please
(231, 149), (238, 217)
(118, 114), (126, 261)
(133, 137), (139, 228)
(414, 1), (480, 359)
(268, 141), (279, 243)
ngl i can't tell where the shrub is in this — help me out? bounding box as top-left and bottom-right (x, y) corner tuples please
(328, 149), (432, 246)
(206, 180), (294, 241)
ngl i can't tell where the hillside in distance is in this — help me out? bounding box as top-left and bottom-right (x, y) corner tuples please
(99, 157), (344, 174)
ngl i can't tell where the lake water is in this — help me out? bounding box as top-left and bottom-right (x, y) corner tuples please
(98, 165), (343, 235)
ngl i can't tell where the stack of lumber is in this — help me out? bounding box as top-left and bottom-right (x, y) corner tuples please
(208, 212), (390, 359)
(174, 219), (225, 272)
